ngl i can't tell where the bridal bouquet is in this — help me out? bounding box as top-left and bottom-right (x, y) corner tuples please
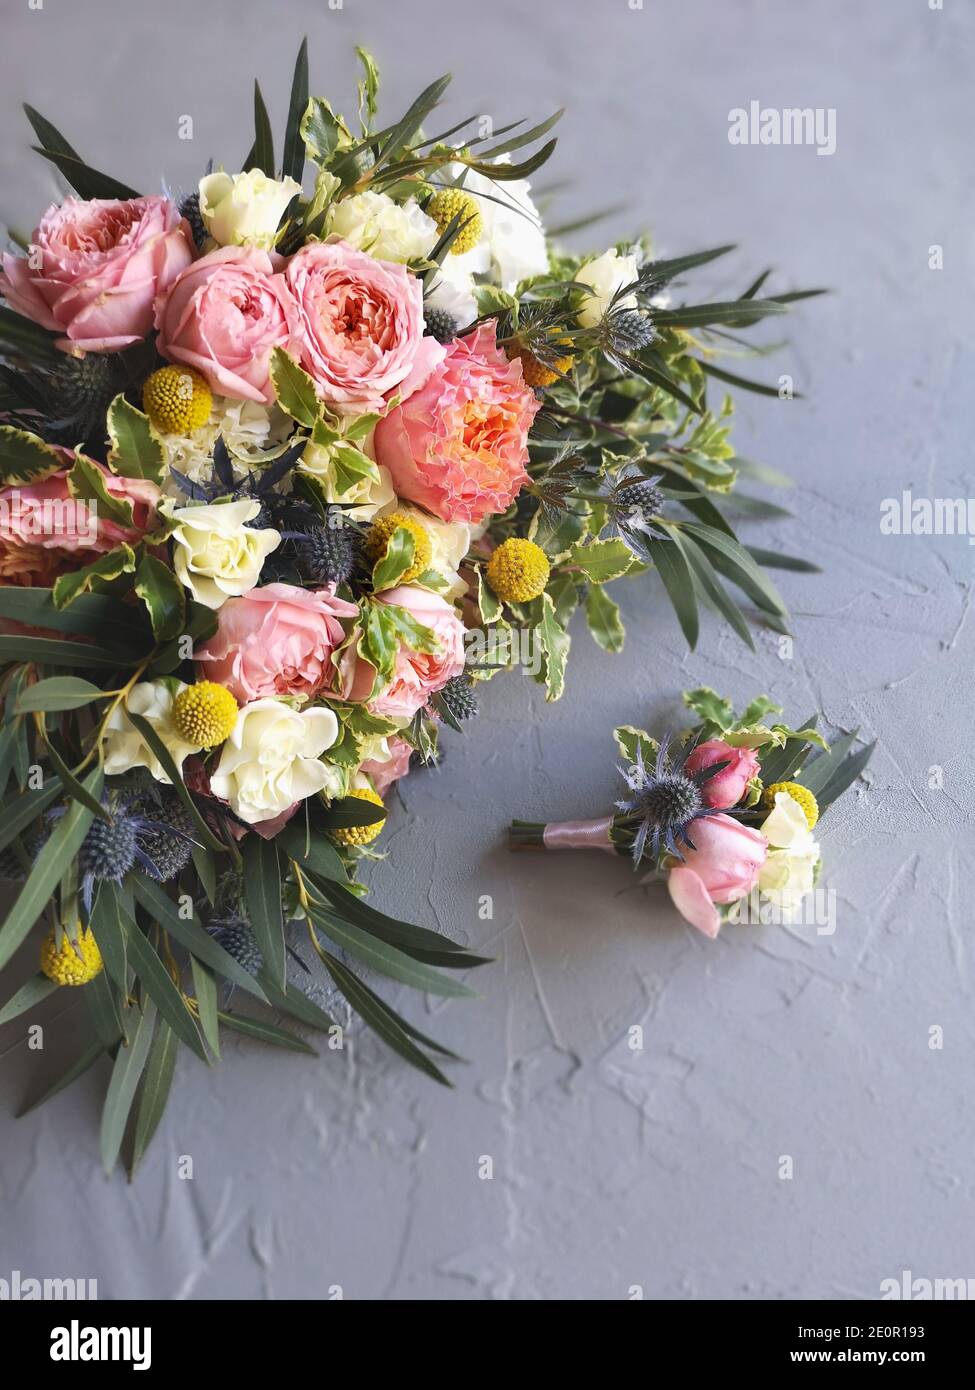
(510, 688), (874, 938)
(0, 40), (821, 1169)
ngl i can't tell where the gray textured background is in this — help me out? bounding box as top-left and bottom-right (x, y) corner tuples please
(1, 0), (973, 1301)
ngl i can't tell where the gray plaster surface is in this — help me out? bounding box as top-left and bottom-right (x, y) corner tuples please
(0, 0), (972, 1300)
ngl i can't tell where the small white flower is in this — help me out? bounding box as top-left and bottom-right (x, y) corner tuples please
(575, 247), (640, 328)
(424, 254), (478, 329)
(328, 191), (438, 264)
(757, 792), (821, 920)
(102, 680), (197, 783)
(449, 163), (549, 291)
(210, 699), (340, 825)
(199, 170), (301, 251)
(167, 498), (281, 609)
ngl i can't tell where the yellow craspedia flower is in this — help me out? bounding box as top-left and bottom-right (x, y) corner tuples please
(486, 538), (551, 604)
(762, 780), (819, 829)
(40, 927), (103, 987)
(142, 366), (212, 435)
(172, 681), (239, 749)
(366, 511), (432, 584)
(331, 787), (386, 847)
(511, 347), (574, 390)
(427, 188), (483, 255)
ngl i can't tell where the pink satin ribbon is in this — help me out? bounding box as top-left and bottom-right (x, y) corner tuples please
(542, 817), (616, 852)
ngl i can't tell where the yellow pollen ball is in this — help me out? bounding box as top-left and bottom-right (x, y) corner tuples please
(331, 787), (386, 847)
(40, 927), (103, 987)
(142, 366), (213, 435)
(427, 188), (483, 255)
(762, 780), (819, 829)
(512, 347), (574, 389)
(366, 512), (433, 584)
(486, 538), (551, 604)
(172, 681), (239, 749)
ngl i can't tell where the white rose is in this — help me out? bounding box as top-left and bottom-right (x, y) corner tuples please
(168, 498), (281, 609)
(210, 699), (340, 825)
(757, 792), (820, 919)
(102, 680), (197, 783)
(328, 191), (438, 263)
(199, 170), (301, 251)
(575, 248), (640, 328)
(449, 163), (549, 291)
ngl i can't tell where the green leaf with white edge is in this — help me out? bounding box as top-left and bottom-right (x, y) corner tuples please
(218, 1010), (317, 1055)
(134, 551), (185, 642)
(355, 46), (380, 127)
(330, 441), (379, 493)
(537, 592), (570, 701)
(372, 526), (415, 593)
(381, 601), (440, 654)
(52, 545), (137, 609)
(300, 96), (343, 164)
(107, 395), (165, 484)
(101, 998), (156, 1173)
(477, 567), (503, 624)
(270, 347), (321, 427)
(121, 918), (208, 1063)
(566, 537), (634, 584)
(190, 957), (221, 1059)
(309, 906), (476, 998)
(65, 453), (133, 529)
(242, 834), (285, 990)
(613, 724), (659, 768)
(585, 584), (625, 652)
(15, 676), (107, 714)
(683, 686), (735, 728)
(0, 425), (63, 485)
(0, 766), (101, 972)
(130, 1016), (179, 1176)
(0, 973), (58, 1026)
(343, 411), (383, 443)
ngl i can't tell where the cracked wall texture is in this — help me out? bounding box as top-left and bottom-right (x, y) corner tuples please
(0, 0), (972, 1300)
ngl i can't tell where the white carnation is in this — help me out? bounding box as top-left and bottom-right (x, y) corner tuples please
(328, 191), (438, 263)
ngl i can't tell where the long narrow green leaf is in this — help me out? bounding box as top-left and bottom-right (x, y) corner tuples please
(376, 74), (451, 167)
(125, 712), (228, 855)
(121, 919), (208, 1062)
(0, 636), (124, 668)
(23, 103), (80, 159)
(315, 946), (452, 1086)
(816, 741), (876, 812)
(14, 677), (106, 714)
(281, 38), (309, 182)
(100, 999), (156, 1173)
(667, 525), (754, 649)
(190, 957), (220, 1058)
(218, 1010), (316, 1054)
(0, 587), (147, 642)
(85, 967), (125, 1049)
(701, 359), (800, 399)
(648, 245), (737, 282)
(681, 522), (790, 618)
(0, 776), (63, 854)
(242, 835), (284, 989)
(0, 767), (100, 972)
(252, 80), (275, 175)
(745, 546), (821, 574)
(279, 820), (348, 882)
(31, 147), (139, 201)
(256, 973), (335, 1033)
(313, 876), (490, 967)
(88, 883), (129, 991)
(130, 873), (268, 1002)
(0, 972), (57, 1025)
(648, 536), (699, 648)
(18, 1040), (106, 1117)
(308, 906), (475, 997)
(130, 1018), (179, 1177)
(40, 738), (110, 822)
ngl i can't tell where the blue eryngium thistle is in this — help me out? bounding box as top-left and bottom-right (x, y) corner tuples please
(616, 736), (728, 867)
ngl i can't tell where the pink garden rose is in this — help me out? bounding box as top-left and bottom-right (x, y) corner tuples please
(334, 584), (466, 720)
(0, 196), (193, 353)
(684, 739), (761, 810)
(360, 735), (413, 797)
(373, 321), (539, 525)
(154, 246), (298, 403)
(667, 814), (768, 939)
(0, 457), (159, 588)
(195, 581), (358, 702)
(285, 240), (425, 412)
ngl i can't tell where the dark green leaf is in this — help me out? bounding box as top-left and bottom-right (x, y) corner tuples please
(0, 972), (57, 1026)
(647, 535), (699, 648)
(0, 776), (63, 854)
(14, 676), (106, 714)
(251, 80), (275, 175)
(745, 546), (821, 574)
(23, 103), (80, 159)
(121, 919), (208, 1062)
(31, 146), (139, 201)
(309, 907), (475, 997)
(100, 998), (156, 1173)
(190, 957), (221, 1059)
(0, 635), (124, 669)
(88, 882), (129, 991)
(242, 835), (284, 990)
(18, 1040), (105, 1117)
(134, 551), (185, 641)
(218, 1010), (317, 1054)
(125, 712), (228, 855)
(282, 38), (309, 182)
(130, 1018), (179, 1177)
(129, 874), (268, 1002)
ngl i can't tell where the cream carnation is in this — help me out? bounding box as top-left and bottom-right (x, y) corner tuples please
(199, 170), (302, 251)
(575, 247), (640, 328)
(328, 191), (438, 264)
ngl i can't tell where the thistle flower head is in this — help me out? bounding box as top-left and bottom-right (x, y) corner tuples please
(616, 735), (725, 867)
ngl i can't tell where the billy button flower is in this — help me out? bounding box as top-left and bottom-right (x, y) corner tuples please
(365, 511), (432, 584)
(762, 781), (819, 829)
(486, 538), (551, 604)
(172, 681), (238, 749)
(331, 787), (386, 847)
(40, 927), (103, 987)
(142, 365), (212, 435)
(426, 188), (483, 255)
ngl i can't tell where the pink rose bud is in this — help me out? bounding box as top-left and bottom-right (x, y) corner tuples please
(667, 813), (768, 938)
(684, 738), (761, 809)
(1, 196), (193, 353)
